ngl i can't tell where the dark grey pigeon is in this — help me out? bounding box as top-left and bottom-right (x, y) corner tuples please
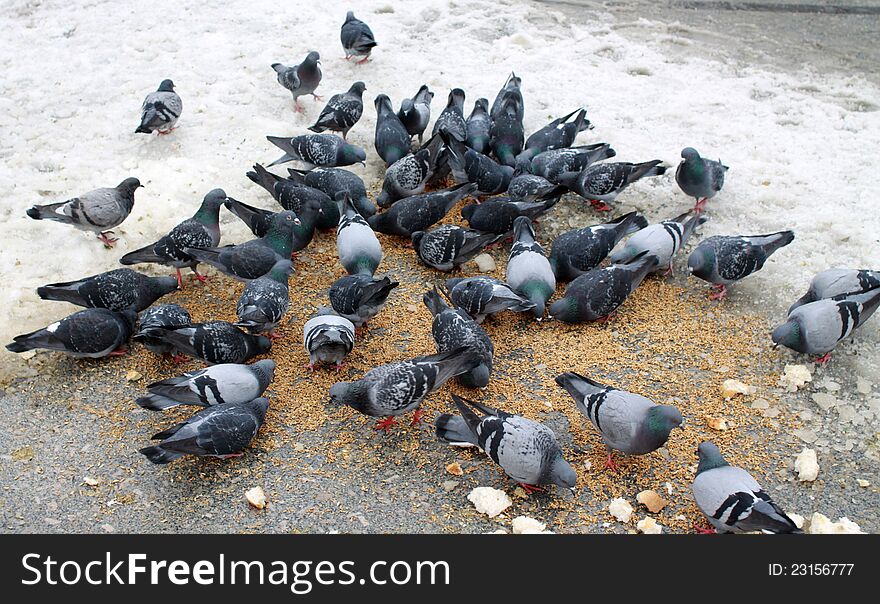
(412, 225), (502, 272)
(506, 216), (555, 319)
(529, 143), (616, 183)
(692, 442), (802, 534)
(507, 172), (561, 202)
(6, 308), (136, 358)
(303, 308), (355, 370)
(423, 287), (493, 387)
(435, 394), (577, 493)
(143, 321), (271, 365)
(288, 166), (375, 218)
(488, 91), (524, 167)
(136, 359), (276, 411)
(139, 397), (269, 464)
(688, 231), (795, 299)
(549, 211), (648, 282)
(119, 188), (226, 288)
(557, 160), (666, 211)
(465, 98), (491, 154)
(441, 131), (514, 195)
(272, 51), (322, 112)
(235, 259), (293, 335)
(135, 79), (182, 135)
(431, 88), (467, 142)
(224, 197), (323, 253)
(446, 276), (536, 323)
(133, 304), (192, 357)
(461, 190), (562, 235)
(555, 372), (682, 471)
(374, 94), (412, 166)
(266, 133), (366, 169)
(329, 274), (399, 327)
(37, 268), (178, 312)
(490, 73), (524, 122)
(341, 11), (377, 63)
(368, 182), (476, 238)
(308, 81), (366, 140)
(610, 210), (708, 276)
(336, 194), (382, 276)
(517, 108), (590, 164)
(375, 145), (436, 207)
(398, 85), (434, 145)
(329, 346), (482, 430)
(245, 164), (337, 228)
(548, 252), (659, 323)
(27, 177), (142, 248)
(676, 147), (729, 213)
(788, 268), (880, 313)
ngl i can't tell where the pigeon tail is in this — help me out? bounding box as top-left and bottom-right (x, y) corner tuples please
(434, 414), (479, 446)
(135, 394), (182, 411)
(139, 445), (184, 464)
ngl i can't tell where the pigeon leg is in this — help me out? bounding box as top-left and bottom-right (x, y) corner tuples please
(694, 197), (708, 213)
(190, 269), (208, 283)
(173, 269), (184, 289)
(410, 409), (424, 426)
(603, 451), (619, 472)
(374, 416), (397, 431)
(172, 354), (189, 364)
(518, 482), (545, 494)
(97, 231), (118, 248)
(334, 361), (346, 372)
(815, 352), (832, 365)
(693, 523), (716, 535)
(108, 346), (128, 357)
(311, 93), (324, 101)
(708, 284), (727, 300)
(217, 452), (244, 459)
(305, 362), (317, 372)
(355, 56), (370, 65)
(594, 311), (617, 323)
(293, 101), (304, 113)
(267, 331), (284, 341)
(589, 200), (612, 212)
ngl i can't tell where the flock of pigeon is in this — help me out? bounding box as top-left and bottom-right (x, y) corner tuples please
(7, 11), (880, 534)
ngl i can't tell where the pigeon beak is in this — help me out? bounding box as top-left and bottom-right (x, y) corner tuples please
(359, 160), (366, 167)
(771, 342), (779, 350)
(293, 217), (302, 226)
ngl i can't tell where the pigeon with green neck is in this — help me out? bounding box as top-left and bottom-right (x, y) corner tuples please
(676, 147), (728, 213)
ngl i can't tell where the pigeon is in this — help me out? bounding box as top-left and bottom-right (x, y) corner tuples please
(287, 166), (375, 218)
(435, 394), (577, 493)
(423, 287), (494, 387)
(26, 177), (142, 248)
(36, 268), (178, 312)
(549, 211), (649, 282)
(135, 79), (182, 135)
(375, 146), (436, 207)
(132, 303), (192, 357)
(266, 133), (366, 169)
(688, 231), (795, 299)
(329, 274), (399, 327)
(488, 91), (524, 166)
(610, 210), (709, 276)
(139, 397), (269, 464)
(507, 216), (555, 319)
(374, 94), (412, 166)
(548, 252), (659, 323)
(431, 88), (467, 142)
(246, 164), (336, 228)
(465, 98), (491, 154)
(303, 308), (356, 370)
(271, 51), (322, 112)
(143, 321), (271, 365)
(308, 81), (366, 140)
(517, 108), (590, 164)
(772, 288), (880, 363)
(557, 160), (666, 211)
(788, 268), (880, 313)
(368, 183), (476, 238)
(341, 11), (377, 63)
(398, 85), (434, 145)
(135, 359), (276, 411)
(329, 346), (482, 430)
(412, 225), (502, 272)
(235, 259), (293, 335)
(441, 132), (514, 195)
(6, 308), (136, 358)
(529, 143), (616, 183)
(461, 190), (562, 235)
(490, 73), (524, 122)
(337, 194), (382, 276)
(224, 196), (321, 255)
(507, 172), (562, 202)
(692, 442), (802, 534)
(119, 188), (226, 287)
(555, 372), (682, 471)
(184, 210), (301, 281)
(446, 276), (536, 323)
(676, 147), (729, 213)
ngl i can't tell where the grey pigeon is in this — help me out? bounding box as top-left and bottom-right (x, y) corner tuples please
(266, 133), (366, 169)
(368, 182), (476, 237)
(688, 231), (795, 299)
(529, 143), (616, 183)
(245, 163), (335, 228)
(341, 11), (377, 63)
(692, 442), (802, 534)
(329, 346), (482, 430)
(461, 190), (562, 235)
(375, 146), (435, 207)
(136, 359), (276, 411)
(676, 147), (728, 213)
(446, 276), (536, 323)
(329, 274), (399, 327)
(27, 177), (142, 248)
(139, 397), (269, 464)
(224, 197), (320, 254)
(308, 81), (366, 140)
(431, 88), (467, 142)
(37, 268), (178, 312)
(490, 73), (524, 122)
(557, 160), (666, 211)
(507, 172), (561, 202)
(133, 304), (191, 357)
(555, 372), (682, 471)
(337, 194), (382, 275)
(517, 108), (590, 164)
(287, 166), (375, 218)
(135, 79), (182, 135)
(374, 94), (412, 166)
(142, 321), (271, 365)
(271, 51), (322, 112)
(436, 394), (577, 493)
(610, 210), (708, 276)
(488, 90), (524, 166)
(506, 216), (555, 319)
(788, 268), (880, 313)
(423, 287), (494, 387)
(235, 259), (293, 335)
(412, 225), (502, 272)
(465, 98), (491, 154)
(548, 252), (659, 323)
(119, 188), (226, 287)
(549, 211), (648, 282)
(441, 131), (514, 195)
(6, 308), (136, 358)
(303, 308), (355, 370)
(398, 85), (434, 145)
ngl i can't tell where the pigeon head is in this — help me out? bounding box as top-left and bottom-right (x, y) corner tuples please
(345, 10), (356, 21)
(202, 188), (229, 210)
(681, 147), (701, 161)
(150, 275), (181, 297)
(158, 79), (175, 92)
(687, 245), (715, 280)
(247, 397), (271, 423)
(474, 97), (488, 113)
(547, 296), (579, 323)
(337, 143), (367, 166)
(252, 359), (277, 389)
(252, 334), (273, 356)
(329, 380), (368, 410)
(645, 405), (683, 444)
(513, 215), (536, 242)
(304, 51), (321, 66)
(374, 93), (393, 113)
(349, 81), (367, 97)
(460, 203), (478, 221)
(119, 309), (139, 335)
(771, 319), (804, 353)
(410, 231), (425, 249)
(696, 441), (729, 475)
(415, 85), (434, 104)
(458, 364), (490, 389)
(448, 88), (465, 109)
(548, 455), (577, 490)
(513, 155), (532, 176)
(117, 177), (143, 196)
